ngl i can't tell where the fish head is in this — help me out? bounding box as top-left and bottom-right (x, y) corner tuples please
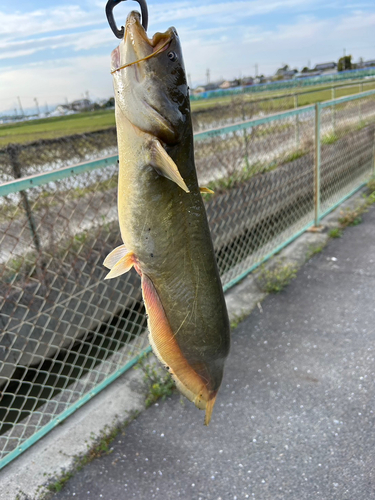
(111, 11), (189, 144)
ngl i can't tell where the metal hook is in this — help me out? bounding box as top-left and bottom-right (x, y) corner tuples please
(105, 0), (149, 39)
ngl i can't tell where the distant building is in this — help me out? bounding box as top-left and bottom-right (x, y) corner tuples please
(70, 99), (92, 112)
(219, 80), (231, 89)
(362, 60), (375, 68)
(274, 66), (298, 80)
(193, 86), (206, 94)
(241, 77), (254, 86)
(313, 62), (337, 74)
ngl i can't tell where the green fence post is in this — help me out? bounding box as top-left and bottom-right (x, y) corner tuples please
(331, 86), (336, 135)
(294, 94), (300, 149)
(314, 103), (321, 227)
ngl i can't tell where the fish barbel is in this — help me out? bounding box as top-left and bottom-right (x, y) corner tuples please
(104, 11), (230, 425)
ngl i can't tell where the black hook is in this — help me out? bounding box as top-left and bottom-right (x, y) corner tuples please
(106, 0), (149, 39)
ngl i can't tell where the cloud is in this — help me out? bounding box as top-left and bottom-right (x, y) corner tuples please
(1, 0), (375, 113)
(0, 5), (102, 39)
(1, 54), (114, 112)
(0, 28), (115, 60)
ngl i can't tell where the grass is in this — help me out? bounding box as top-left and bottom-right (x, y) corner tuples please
(338, 207), (363, 227)
(136, 354), (175, 408)
(0, 109), (116, 147)
(337, 183), (375, 228)
(1, 78), (375, 147)
(329, 227), (343, 238)
(43, 413), (139, 497)
(322, 132), (339, 145)
(306, 243), (325, 259)
(257, 262), (298, 293)
(230, 313), (248, 330)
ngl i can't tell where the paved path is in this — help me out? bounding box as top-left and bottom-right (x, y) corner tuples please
(54, 204), (375, 500)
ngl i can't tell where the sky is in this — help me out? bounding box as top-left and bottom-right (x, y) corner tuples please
(1, 0), (375, 115)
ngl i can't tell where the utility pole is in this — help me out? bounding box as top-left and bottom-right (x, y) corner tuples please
(255, 63), (258, 77)
(187, 73), (192, 89)
(34, 97), (40, 116)
(17, 96), (24, 117)
(343, 48), (346, 71)
(206, 68), (210, 85)
(45, 102), (49, 115)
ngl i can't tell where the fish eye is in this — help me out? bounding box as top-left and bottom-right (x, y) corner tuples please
(167, 51), (178, 62)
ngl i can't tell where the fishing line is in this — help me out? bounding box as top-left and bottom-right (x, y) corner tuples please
(111, 38), (171, 74)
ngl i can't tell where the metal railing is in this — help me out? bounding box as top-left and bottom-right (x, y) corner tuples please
(1, 89), (375, 469)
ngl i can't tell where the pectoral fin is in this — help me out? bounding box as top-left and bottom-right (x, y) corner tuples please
(104, 248), (135, 279)
(150, 139), (190, 193)
(103, 244), (129, 269)
(199, 187), (214, 194)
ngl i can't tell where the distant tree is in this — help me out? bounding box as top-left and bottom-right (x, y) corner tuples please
(104, 97), (115, 108)
(338, 55), (352, 71)
(301, 67), (310, 73)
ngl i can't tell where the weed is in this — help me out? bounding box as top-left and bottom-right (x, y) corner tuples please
(257, 262), (297, 293)
(339, 207), (363, 227)
(329, 227), (343, 238)
(322, 132), (339, 145)
(282, 148), (306, 163)
(367, 177), (375, 193)
(230, 312), (248, 330)
(44, 411), (139, 497)
(136, 354), (175, 408)
(307, 244), (325, 259)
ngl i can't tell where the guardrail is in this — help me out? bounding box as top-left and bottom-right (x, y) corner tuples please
(1, 89), (375, 470)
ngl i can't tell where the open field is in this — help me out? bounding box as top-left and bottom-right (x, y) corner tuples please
(1, 78), (375, 147)
(0, 110), (116, 147)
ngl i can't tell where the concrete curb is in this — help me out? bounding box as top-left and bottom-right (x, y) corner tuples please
(0, 185), (370, 500)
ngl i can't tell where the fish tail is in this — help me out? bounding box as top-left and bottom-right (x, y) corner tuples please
(204, 393), (217, 426)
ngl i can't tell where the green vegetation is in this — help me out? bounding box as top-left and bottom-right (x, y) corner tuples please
(0, 109), (115, 147)
(338, 188), (375, 228)
(230, 313), (248, 330)
(322, 132), (339, 145)
(338, 207), (363, 227)
(257, 262), (298, 293)
(136, 354), (175, 408)
(306, 243), (325, 259)
(43, 413), (138, 497)
(1, 78), (375, 147)
(329, 227), (343, 238)
(367, 177), (375, 193)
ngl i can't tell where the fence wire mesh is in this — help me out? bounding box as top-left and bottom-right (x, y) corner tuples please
(319, 93), (375, 217)
(1, 90), (375, 468)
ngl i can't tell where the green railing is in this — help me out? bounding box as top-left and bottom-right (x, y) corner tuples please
(1, 89), (375, 470)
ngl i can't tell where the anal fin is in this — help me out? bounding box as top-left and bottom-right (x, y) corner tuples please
(141, 273), (217, 425)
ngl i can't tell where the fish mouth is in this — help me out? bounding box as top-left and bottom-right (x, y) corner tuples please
(111, 11), (174, 74)
(143, 100), (174, 136)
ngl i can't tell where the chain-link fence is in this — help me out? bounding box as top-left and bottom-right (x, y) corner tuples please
(1, 90), (375, 469)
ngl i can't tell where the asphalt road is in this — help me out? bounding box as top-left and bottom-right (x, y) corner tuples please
(54, 204), (375, 500)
